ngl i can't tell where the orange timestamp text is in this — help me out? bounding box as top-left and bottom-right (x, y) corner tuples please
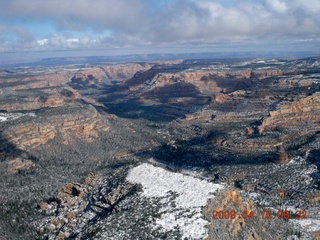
(212, 209), (307, 220)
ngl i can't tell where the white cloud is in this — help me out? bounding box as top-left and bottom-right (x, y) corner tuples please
(36, 35), (101, 50)
(37, 38), (48, 46)
(290, 0), (320, 13)
(0, 0), (320, 52)
(267, 0), (288, 13)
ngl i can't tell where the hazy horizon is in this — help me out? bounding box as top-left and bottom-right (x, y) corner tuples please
(1, 0), (320, 65)
(1, 49), (320, 68)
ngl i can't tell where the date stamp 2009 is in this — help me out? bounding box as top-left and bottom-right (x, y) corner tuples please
(212, 209), (307, 220)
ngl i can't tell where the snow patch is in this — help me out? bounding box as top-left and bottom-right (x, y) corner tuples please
(0, 112), (36, 122)
(126, 163), (224, 239)
(290, 219), (320, 232)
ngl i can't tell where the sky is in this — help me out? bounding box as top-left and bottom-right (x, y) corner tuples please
(0, 0), (320, 61)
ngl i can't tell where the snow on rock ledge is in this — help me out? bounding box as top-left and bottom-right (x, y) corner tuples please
(0, 112), (36, 122)
(126, 163), (225, 239)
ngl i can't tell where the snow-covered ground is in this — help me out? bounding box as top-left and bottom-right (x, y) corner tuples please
(0, 112), (36, 122)
(290, 219), (320, 233)
(126, 163), (225, 239)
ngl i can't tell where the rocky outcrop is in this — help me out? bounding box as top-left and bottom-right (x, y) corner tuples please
(71, 68), (108, 87)
(275, 146), (289, 164)
(0, 66), (117, 113)
(0, 157), (36, 174)
(210, 90), (248, 111)
(258, 92), (320, 134)
(36, 172), (135, 239)
(0, 71), (72, 90)
(135, 71), (225, 94)
(1, 57), (320, 239)
(252, 69), (284, 79)
(0, 87), (82, 112)
(126, 68), (283, 104)
(306, 193), (320, 203)
(1, 105), (109, 150)
(0, 66), (111, 112)
(71, 63), (152, 87)
(103, 63), (152, 79)
(203, 189), (293, 240)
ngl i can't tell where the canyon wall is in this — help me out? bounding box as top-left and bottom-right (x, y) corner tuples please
(1, 105), (109, 150)
(258, 92), (320, 134)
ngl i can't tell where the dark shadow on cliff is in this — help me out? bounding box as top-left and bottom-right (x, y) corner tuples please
(136, 129), (275, 169)
(67, 63), (262, 122)
(0, 134), (37, 163)
(307, 149), (320, 189)
(69, 64), (211, 122)
(72, 63), (275, 122)
(97, 82), (208, 122)
(307, 149), (320, 167)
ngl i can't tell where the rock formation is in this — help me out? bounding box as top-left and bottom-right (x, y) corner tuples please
(1, 105), (109, 150)
(71, 63), (152, 88)
(0, 87), (82, 112)
(1, 56), (320, 239)
(203, 189), (300, 240)
(36, 172), (135, 240)
(275, 146), (289, 164)
(258, 92), (320, 134)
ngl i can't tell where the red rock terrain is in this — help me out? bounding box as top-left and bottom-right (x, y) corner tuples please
(258, 92), (320, 134)
(2, 105), (109, 150)
(0, 57), (320, 240)
(71, 63), (152, 87)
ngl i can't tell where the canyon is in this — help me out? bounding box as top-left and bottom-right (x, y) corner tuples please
(0, 57), (319, 239)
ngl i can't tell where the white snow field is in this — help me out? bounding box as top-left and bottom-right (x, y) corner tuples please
(126, 163), (225, 239)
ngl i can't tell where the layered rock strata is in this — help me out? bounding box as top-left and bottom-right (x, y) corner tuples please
(71, 63), (152, 87)
(0, 87), (81, 112)
(1, 105), (109, 150)
(258, 92), (320, 134)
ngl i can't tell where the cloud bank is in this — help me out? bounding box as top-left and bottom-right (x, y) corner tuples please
(0, 0), (319, 53)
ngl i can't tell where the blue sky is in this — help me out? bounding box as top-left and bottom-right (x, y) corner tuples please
(0, 0), (320, 60)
